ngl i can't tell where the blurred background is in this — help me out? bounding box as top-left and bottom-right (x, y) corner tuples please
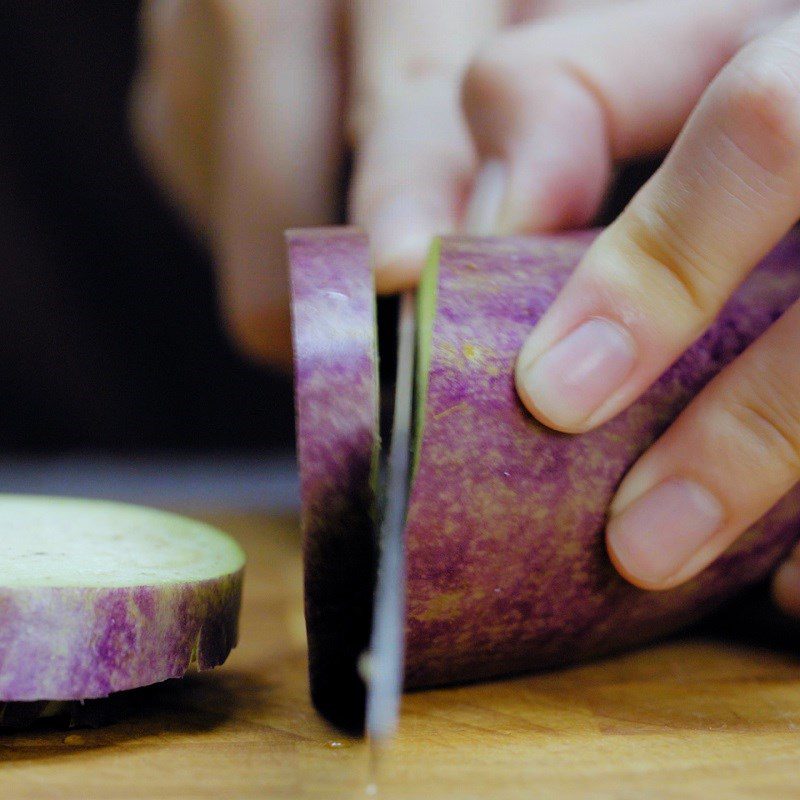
(0, 3), (652, 512)
(0, 5), (299, 509)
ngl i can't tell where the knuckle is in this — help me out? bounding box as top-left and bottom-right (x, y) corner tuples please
(723, 374), (800, 476)
(462, 32), (559, 143)
(462, 25), (609, 160)
(616, 202), (722, 323)
(725, 46), (800, 154)
(462, 42), (526, 123)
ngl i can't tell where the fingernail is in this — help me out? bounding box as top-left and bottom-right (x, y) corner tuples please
(607, 478), (725, 586)
(772, 559), (800, 617)
(518, 318), (636, 430)
(463, 159), (506, 236)
(369, 194), (445, 286)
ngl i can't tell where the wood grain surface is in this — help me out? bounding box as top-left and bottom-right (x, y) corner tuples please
(3, 511), (800, 799)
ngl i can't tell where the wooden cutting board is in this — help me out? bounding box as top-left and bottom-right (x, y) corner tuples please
(3, 511), (800, 799)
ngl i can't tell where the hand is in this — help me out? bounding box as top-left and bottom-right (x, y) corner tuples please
(131, 0), (343, 368)
(460, 0), (800, 609)
(348, 0), (614, 292)
(130, 0), (608, 365)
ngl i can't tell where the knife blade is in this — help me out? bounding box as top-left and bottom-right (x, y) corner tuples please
(364, 290), (416, 781)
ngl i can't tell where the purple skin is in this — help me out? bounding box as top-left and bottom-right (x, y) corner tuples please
(292, 226), (800, 727)
(405, 230), (800, 687)
(288, 227), (379, 733)
(0, 574), (242, 703)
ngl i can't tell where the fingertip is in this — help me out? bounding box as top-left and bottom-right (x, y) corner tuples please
(514, 332), (591, 434)
(370, 224), (431, 294)
(224, 301), (294, 371)
(513, 359), (591, 434)
(605, 531), (673, 592)
(772, 558), (800, 618)
(374, 251), (426, 295)
(366, 194), (451, 294)
(605, 474), (727, 592)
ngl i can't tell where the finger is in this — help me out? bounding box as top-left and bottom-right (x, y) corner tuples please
(215, 0), (344, 364)
(510, 0), (622, 21)
(462, 0), (797, 235)
(350, 79), (476, 293)
(773, 545), (800, 617)
(348, 0), (502, 292)
(133, 0), (343, 365)
(606, 299), (800, 590)
(132, 0), (229, 233)
(516, 11), (800, 432)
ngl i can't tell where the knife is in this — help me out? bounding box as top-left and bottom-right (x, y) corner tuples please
(364, 290), (416, 784)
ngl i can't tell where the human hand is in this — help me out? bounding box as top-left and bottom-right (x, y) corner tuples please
(131, 0), (611, 365)
(131, 1), (344, 367)
(348, 0), (615, 292)
(459, 0), (800, 608)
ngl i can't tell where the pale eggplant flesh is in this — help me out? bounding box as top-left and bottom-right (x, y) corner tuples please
(0, 495), (244, 725)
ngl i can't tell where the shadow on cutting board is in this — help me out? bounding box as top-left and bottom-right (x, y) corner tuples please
(701, 580), (800, 654)
(0, 669), (274, 763)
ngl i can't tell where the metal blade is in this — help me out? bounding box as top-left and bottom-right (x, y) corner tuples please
(365, 290), (415, 770)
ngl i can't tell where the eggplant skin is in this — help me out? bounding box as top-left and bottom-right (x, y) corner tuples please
(292, 225), (800, 730)
(405, 230), (800, 687)
(0, 571), (243, 703)
(288, 228), (378, 734)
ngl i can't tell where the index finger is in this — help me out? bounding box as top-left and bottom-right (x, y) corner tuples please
(516, 10), (800, 432)
(348, 0), (502, 291)
(349, 0), (501, 141)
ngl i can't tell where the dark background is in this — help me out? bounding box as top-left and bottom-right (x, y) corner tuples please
(0, 4), (657, 455)
(0, 4), (293, 452)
